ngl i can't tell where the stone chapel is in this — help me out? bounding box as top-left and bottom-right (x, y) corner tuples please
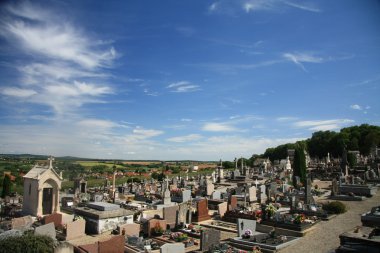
(22, 156), (62, 216)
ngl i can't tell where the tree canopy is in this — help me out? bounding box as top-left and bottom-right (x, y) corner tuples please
(262, 124), (380, 161)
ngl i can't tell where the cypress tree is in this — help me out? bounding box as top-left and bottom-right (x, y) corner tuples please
(1, 174), (12, 198)
(293, 147), (307, 188)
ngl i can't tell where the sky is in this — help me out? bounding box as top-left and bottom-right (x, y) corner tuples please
(0, 0), (379, 161)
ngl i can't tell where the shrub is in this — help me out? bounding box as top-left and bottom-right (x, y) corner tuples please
(322, 201), (347, 214)
(0, 232), (55, 253)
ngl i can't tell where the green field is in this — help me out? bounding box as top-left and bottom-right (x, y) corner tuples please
(75, 161), (126, 169)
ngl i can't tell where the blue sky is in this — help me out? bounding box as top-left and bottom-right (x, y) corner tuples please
(0, 0), (379, 160)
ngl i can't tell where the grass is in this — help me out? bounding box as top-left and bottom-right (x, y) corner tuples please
(75, 161), (126, 169)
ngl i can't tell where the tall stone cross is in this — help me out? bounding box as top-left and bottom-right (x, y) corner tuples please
(48, 156), (54, 169)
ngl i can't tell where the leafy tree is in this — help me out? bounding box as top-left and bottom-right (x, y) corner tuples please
(222, 161), (235, 169)
(347, 152), (357, 168)
(0, 231), (55, 253)
(293, 147), (307, 187)
(1, 174), (12, 198)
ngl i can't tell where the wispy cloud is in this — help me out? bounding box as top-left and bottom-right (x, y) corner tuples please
(167, 81), (201, 93)
(276, 116), (298, 122)
(0, 2), (117, 116)
(1, 87), (37, 98)
(294, 119), (354, 131)
(167, 134), (202, 143)
(202, 122), (238, 132)
(283, 52), (323, 72)
(208, 0), (321, 15)
(282, 1), (321, 13)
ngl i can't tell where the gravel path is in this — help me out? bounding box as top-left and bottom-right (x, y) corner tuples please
(279, 190), (380, 253)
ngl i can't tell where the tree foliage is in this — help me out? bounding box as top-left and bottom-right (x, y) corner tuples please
(292, 147), (307, 187)
(0, 232), (55, 253)
(1, 174), (12, 198)
(262, 124), (380, 160)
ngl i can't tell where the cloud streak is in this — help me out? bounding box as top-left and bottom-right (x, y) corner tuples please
(167, 81), (201, 93)
(0, 2), (117, 117)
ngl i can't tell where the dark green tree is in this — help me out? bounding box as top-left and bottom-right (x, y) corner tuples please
(1, 174), (12, 198)
(347, 153), (357, 168)
(292, 147), (307, 188)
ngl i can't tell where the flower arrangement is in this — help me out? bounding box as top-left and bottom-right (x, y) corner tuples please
(293, 213), (305, 224)
(252, 246), (262, 253)
(242, 229), (253, 239)
(265, 204), (277, 218)
(153, 222), (164, 235)
(170, 232), (188, 242)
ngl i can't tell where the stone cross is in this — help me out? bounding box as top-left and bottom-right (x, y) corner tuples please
(48, 156), (54, 169)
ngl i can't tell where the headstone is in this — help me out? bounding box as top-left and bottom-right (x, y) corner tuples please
(163, 205), (179, 228)
(160, 243), (185, 253)
(43, 213), (62, 227)
(305, 176), (312, 204)
(65, 219), (85, 241)
(194, 199), (210, 222)
(331, 178), (338, 196)
(118, 223), (140, 236)
(200, 228), (221, 252)
(237, 219), (257, 237)
(228, 195), (238, 211)
(218, 202), (228, 217)
(259, 185), (267, 203)
(181, 190), (191, 202)
(34, 222), (56, 239)
(206, 181), (214, 196)
(211, 191), (221, 200)
(11, 216), (34, 230)
(248, 186), (257, 202)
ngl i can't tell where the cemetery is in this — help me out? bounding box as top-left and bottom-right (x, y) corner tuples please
(0, 147), (380, 253)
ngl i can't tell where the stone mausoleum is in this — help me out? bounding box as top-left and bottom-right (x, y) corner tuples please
(22, 156), (62, 216)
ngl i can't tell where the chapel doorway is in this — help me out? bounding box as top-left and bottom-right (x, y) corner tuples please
(42, 188), (53, 214)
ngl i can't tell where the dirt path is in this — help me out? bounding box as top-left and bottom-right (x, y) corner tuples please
(279, 189), (380, 253)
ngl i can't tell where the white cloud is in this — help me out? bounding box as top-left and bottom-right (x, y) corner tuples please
(1, 87), (37, 97)
(181, 118), (192, 122)
(294, 119), (354, 131)
(132, 127), (164, 139)
(0, 2), (117, 117)
(283, 52), (323, 71)
(276, 116), (298, 122)
(202, 122), (237, 132)
(2, 3), (116, 69)
(167, 134), (202, 143)
(350, 104), (362, 110)
(77, 119), (117, 129)
(167, 81), (201, 93)
(243, 0), (274, 13)
(283, 1), (321, 13)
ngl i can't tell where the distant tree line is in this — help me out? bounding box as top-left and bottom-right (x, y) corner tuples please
(259, 124), (380, 162)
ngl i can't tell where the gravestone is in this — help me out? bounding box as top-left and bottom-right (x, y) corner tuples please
(331, 178), (338, 196)
(176, 189), (191, 203)
(65, 219), (85, 241)
(43, 212), (62, 227)
(228, 195), (238, 211)
(118, 223), (140, 236)
(194, 199), (210, 222)
(206, 181), (215, 196)
(200, 228), (221, 252)
(11, 216), (34, 230)
(237, 219), (257, 237)
(163, 205), (179, 228)
(35, 222), (56, 239)
(218, 202), (228, 217)
(305, 176), (312, 204)
(160, 243), (185, 253)
(248, 186), (257, 202)
(259, 185), (267, 203)
(176, 203), (189, 226)
(211, 191), (221, 200)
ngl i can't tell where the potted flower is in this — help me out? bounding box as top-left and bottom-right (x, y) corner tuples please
(153, 222), (164, 236)
(242, 229), (253, 239)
